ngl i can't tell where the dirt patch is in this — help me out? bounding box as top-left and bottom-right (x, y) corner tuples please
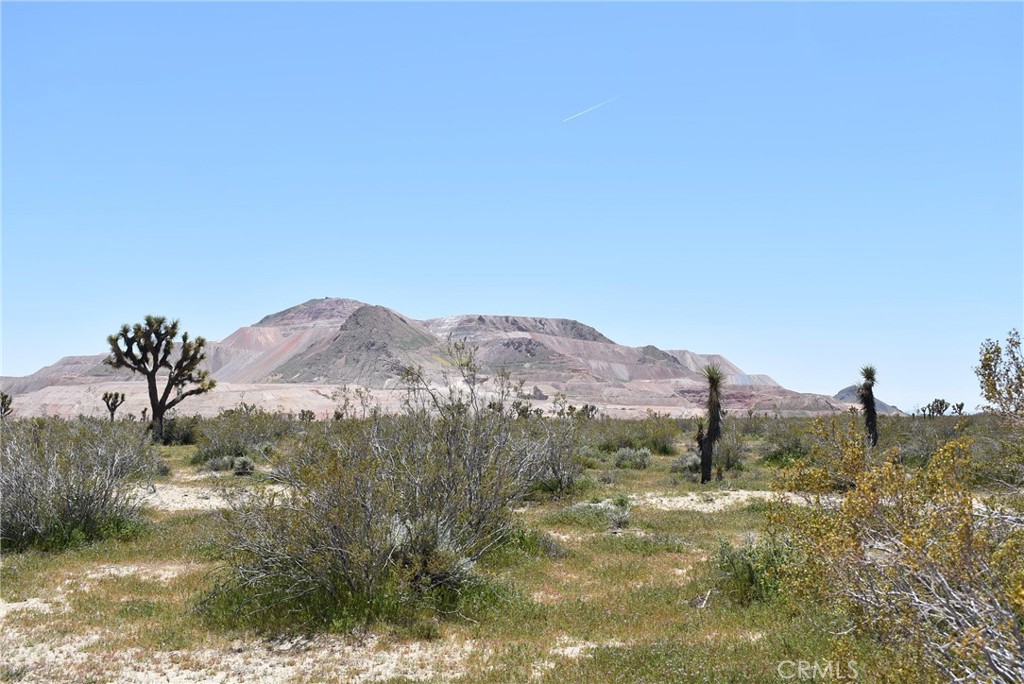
(0, 597), (54, 620)
(1, 629), (477, 684)
(0, 625), (100, 682)
(136, 484), (226, 512)
(136, 482), (290, 513)
(122, 634), (476, 684)
(530, 636), (627, 679)
(636, 490), (802, 512)
(83, 563), (198, 584)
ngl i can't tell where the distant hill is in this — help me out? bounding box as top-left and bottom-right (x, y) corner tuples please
(833, 385), (903, 415)
(2, 297), (859, 419)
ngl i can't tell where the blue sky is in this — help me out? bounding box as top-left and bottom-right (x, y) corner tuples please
(2, 2), (1021, 412)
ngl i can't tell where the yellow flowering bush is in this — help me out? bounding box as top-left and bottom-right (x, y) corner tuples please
(774, 417), (1024, 683)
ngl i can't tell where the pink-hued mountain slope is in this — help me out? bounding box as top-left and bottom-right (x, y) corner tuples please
(2, 297), (858, 418)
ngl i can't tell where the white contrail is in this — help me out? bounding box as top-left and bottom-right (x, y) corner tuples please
(562, 95), (620, 122)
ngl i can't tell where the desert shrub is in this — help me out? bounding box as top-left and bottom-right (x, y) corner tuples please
(775, 417), (1024, 683)
(713, 432), (748, 472)
(759, 418), (812, 466)
(971, 427), (1024, 490)
(576, 445), (604, 469)
(206, 343), (577, 631)
(0, 418), (157, 551)
(161, 413), (203, 446)
(775, 416), (882, 493)
(526, 399), (591, 495)
(202, 454), (256, 475)
(734, 411), (770, 437)
(608, 495), (630, 529)
(874, 414), (962, 467)
(193, 403), (294, 465)
(715, 533), (794, 606)
(669, 452), (701, 474)
(232, 456), (255, 475)
(592, 412), (680, 455)
(614, 447), (651, 470)
(497, 527), (571, 562)
(204, 456), (233, 472)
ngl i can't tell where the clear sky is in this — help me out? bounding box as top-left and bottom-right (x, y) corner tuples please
(2, 1), (1022, 413)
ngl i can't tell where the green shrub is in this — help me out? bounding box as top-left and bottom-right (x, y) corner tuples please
(614, 447), (651, 470)
(592, 413), (680, 455)
(205, 344), (581, 631)
(715, 534), (794, 606)
(713, 432), (748, 472)
(759, 419), (812, 466)
(161, 414), (203, 446)
(526, 402), (589, 495)
(577, 446), (604, 469)
(775, 423), (1024, 683)
(193, 403), (293, 465)
(203, 455), (255, 475)
(608, 496), (630, 529)
(0, 418), (157, 551)
(669, 452), (701, 474)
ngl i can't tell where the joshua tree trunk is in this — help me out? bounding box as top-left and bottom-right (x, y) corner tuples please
(700, 365), (724, 485)
(857, 365), (879, 447)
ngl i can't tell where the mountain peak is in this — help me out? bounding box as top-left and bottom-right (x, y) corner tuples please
(254, 298), (368, 329)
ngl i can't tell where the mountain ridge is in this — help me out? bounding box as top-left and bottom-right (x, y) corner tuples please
(1, 297), (871, 418)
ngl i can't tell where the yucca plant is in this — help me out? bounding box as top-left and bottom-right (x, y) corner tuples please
(857, 365), (879, 447)
(699, 365), (725, 484)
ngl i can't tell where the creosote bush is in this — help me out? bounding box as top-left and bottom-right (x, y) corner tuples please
(0, 418), (157, 551)
(774, 417), (1024, 683)
(205, 342), (583, 631)
(712, 432), (748, 473)
(526, 397), (591, 495)
(160, 414), (203, 446)
(758, 418), (813, 466)
(193, 403), (294, 465)
(593, 412), (680, 455)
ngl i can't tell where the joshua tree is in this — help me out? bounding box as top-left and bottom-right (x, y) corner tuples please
(925, 398), (950, 418)
(102, 391), (126, 422)
(699, 364), (725, 484)
(106, 316), (215, 441)
(857, 365), (879, 447)
(0, 391), (12, 419)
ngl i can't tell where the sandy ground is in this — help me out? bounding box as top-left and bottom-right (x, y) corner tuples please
(0, 617), (479, 684)
(635, 489), (807, 512)
(134, 480), (288, 513)
(136, 483), (227, 512)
